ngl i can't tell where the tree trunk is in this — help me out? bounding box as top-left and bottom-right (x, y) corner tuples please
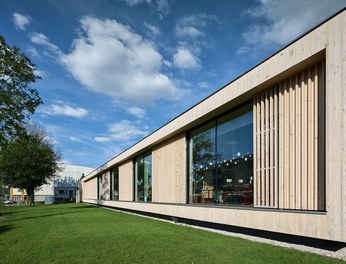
(26, 187), (35, 206)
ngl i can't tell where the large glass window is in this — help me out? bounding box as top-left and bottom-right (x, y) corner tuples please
(135, 152), (152, 202)
(216, 106), (253, 206)
(110, 167), (119, 201)
(189, 104), (253, 206)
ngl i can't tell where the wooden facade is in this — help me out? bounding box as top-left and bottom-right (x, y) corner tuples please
(152, 133), (186, 204)
(82, 10), (346, 243)
(253, 62), (325, 211)
(118, 160), (133, 201)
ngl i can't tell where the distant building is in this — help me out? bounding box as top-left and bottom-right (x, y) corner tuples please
(9, 187), (25, 201)
(35, 164), (94, 202)
(54, 176), (79, 201)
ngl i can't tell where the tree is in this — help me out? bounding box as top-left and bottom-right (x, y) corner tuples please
(0, 125), (61, 205)
(0, 34), (42, 209)
(0, 34), (43, 148)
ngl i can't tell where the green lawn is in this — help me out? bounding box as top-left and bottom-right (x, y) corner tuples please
(0, 203), (342, 263)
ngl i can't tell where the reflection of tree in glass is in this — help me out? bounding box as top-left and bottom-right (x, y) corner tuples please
(137, 162), (144, 185)
(102, 173), (110, 199)
(192, 132), (224, 167)
(192, 132), (214, 166)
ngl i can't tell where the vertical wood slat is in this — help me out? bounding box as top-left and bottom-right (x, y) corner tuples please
(289, 77), (295, 209)
(274, 87), (279, 208)
(253, 96), (258, 207)
(311, 68), (316, 210)
(253, 62), (324, 210)
(269, 87), (274, 207)
(265, 89), (270, 205)
(279, 83), (284, 208)
(260, 93), (265, 206)
(284, 79), (290, 209)
(295, 74), (302, 210)
(256, 94), (261, 207)
(292, 77), (297, 209)
(313, 65), (318, 210)
(318, 61), (326, 211)
(301, 70), (308, 210)
(307, 68), (313, 210)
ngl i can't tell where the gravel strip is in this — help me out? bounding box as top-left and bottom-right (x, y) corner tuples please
(101, 206), (346, 261)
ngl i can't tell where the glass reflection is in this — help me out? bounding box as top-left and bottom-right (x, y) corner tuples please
(135, 152), (152, 202)
(143, 153), (152, 202)
(190, 122), (216, 204)
(189, 104), (253, 206)
(216, 108), (253, 206)
(98, 175), (103, 200)
(111, 167), (119, 201)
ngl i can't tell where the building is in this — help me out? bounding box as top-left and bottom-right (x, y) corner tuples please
(35, 164), (94, 202)
(82, 9), (346, 243)
(9, 187), (25, 201)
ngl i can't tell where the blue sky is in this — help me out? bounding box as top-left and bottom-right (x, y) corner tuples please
(1, 0), (345, 168)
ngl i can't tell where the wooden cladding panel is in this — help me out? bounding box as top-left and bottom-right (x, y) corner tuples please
(152, 133), (186, 204)
(83, 177), (97, 200)
(119, 160), (134, 201)
(254, 62), (325, 210)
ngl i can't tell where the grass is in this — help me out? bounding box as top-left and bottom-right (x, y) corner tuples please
(0, 204), (343, 264)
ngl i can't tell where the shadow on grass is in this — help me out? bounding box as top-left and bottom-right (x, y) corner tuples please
(28, 204), (94, 210)
(1, 210), (30, 215)
(0, 225), (15, 234)
(2, 205), (94, 223)
(7, 210), (90, 222)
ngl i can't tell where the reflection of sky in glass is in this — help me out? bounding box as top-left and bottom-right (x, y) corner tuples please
(217, 111), (253, 161)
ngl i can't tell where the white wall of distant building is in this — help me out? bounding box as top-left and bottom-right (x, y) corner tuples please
(35, 164), (94, 201)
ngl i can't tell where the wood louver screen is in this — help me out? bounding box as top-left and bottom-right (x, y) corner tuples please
(253, 86), (278, 208)
(253, 61), (325, 211)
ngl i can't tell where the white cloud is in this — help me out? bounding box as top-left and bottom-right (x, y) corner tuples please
(198, 82), (209, 89)
(69, 136), (82, 142)
(126, 106), (146, 119)
(27, 47), (39, 58)
(31, 33), (62, 55)
(12, 12), (31, 31)
(144, 23), (161, 37)
(156, 0), (170, 18)
(163, 59), (172, 68)
(45, 124), (63, 133)
(173, 47), (200, 70)
(38, 104), (88, 118)
(34, 69), (45, 78)
(236, 46), (251, 55)
(124, 0), (151, 6)
(173, 13), (220, 70)
(58, 16), (184, 105)
(175, 13), (220, 39)
(243, 0), (346, 46)
(95, 120), (149, 143)
(94, 136), (110, 143)
(176, 26), (203, 39)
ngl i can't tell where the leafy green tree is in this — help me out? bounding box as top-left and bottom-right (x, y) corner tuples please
(0, 34), (42, 208)
(0, 34), (43, 148)
(0, 125), (61, 205)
